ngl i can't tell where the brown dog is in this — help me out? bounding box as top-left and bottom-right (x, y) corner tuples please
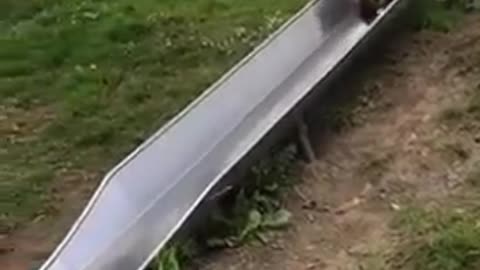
(359, 0), (392, 22)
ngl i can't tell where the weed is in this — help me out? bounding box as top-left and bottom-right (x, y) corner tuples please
(154, 247), (181, 270)
(149, 239), (200, 270)
(206, 208), (292, 248)
(204, 146), (297, 248)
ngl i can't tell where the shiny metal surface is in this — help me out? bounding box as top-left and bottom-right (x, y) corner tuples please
(40, 1), (406, 269)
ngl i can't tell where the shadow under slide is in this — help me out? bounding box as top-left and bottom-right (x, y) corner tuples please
(39, 0), (408, 269)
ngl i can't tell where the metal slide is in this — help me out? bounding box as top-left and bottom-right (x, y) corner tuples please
(40, 1), (408, 269)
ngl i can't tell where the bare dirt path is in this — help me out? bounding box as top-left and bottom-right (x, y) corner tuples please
(197, 14), (480, 270)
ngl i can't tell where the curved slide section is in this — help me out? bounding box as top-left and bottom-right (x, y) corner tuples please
(40, 1), (408, 269)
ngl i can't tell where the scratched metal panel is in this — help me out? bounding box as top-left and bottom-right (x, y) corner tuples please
(40, 0), (407, 269)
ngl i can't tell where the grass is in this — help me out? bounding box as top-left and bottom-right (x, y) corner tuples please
(392, 200), (480, 270)
(0, 0), (307, 231)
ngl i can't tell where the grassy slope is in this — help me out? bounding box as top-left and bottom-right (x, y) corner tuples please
(0, 0), (306, 231)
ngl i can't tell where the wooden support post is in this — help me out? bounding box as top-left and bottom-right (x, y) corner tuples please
(296, 116), (316, 163)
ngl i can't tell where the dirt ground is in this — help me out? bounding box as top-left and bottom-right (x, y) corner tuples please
(195, 14), (480, 270)
(0, 190), (91, 270)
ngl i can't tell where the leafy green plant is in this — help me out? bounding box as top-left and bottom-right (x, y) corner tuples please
(206, 208), (292, 248)
(151, 240), (198, 270)
(154, 247), (180, 270)
(204, 146), (297, 248)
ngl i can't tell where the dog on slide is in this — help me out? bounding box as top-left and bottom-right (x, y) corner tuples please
(359, 0), (393, 22)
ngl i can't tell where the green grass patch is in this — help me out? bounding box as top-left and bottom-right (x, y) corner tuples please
(390, 168), (480, 270)
(393, 204), (480, 270)
(0, 0), (307, 231)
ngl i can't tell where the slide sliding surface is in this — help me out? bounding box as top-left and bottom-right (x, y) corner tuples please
(40, 0), (407, 269)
